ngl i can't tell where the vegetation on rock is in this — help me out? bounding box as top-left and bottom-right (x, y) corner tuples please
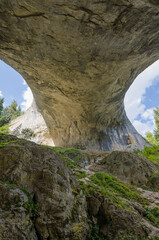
(0, 97), (22, 129)
(0, 134), (159, 239)
(21, 128), (35, 139)
(135, 145), (159, 166)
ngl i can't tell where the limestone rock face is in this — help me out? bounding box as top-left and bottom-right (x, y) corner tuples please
(0, 135), (89, 240)
(89, 151), (158, 186)
(0, 134), (159, 239)
(9, 100), (54, 146)
(0, 0), (158, 150)
(0, 183), (38, 240)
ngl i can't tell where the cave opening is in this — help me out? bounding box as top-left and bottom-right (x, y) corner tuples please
(0, 60), (32, 111)
(0, 60), (54, 146)
(124, 59), (159, 139)
(1, 58), (159, 150)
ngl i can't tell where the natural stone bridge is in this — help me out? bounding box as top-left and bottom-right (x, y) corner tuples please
(0, 0), (158, 151)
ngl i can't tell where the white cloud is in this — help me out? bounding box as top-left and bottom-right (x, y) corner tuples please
(124, 59), (159, 136)
(141, 108), (154, 122)
(0, 90), (3, 98)
(22, 79), (27, 85)
(21, 87), (33, 111)
(133, 120), (154, 137)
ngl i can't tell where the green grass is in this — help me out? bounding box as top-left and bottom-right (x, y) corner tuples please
(90, 172), (142, 202)
(0, 140), (17, 147)
(42, 145), (84, 169)
(75, 171), (87, 179)
(144, 206), (159, 228)
(79, 172), (145, 210)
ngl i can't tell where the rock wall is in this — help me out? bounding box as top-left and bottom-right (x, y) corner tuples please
(0, 0), (158, 150)
(9, 100), (54, 146)
(0, 134), (159, 240)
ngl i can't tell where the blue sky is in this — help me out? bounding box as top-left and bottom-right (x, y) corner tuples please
(0, 60), (33, 110)
(0, 59), (159, 136)
(125, 59), (159, 136)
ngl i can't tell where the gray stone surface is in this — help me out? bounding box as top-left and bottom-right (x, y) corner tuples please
(0, 135), (89, 240)
(0, 134), (159, 240)
(89, 151), (158, 186)
(0, 0), (158, 150)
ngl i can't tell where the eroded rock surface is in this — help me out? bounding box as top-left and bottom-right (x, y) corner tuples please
(88, 151), (158, 186)
(0, 134), (159, 240)
(0, 183), (38, 240)
(0, 0), (158, 150)
(0, 135), (88, 240)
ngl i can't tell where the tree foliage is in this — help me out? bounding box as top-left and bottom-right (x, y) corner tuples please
(0, 97), (22, 127)
(146, 107), (159, 145)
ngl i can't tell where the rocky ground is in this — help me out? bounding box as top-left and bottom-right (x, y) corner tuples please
(0, 134), (159, 240)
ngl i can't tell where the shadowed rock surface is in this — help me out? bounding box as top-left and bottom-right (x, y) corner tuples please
(0, 134), (89, 240)
(0, 134), (159, 240)
(0, 0), (158, 150)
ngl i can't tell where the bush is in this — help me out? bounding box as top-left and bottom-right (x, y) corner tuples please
(137, 145), (159, 165)
(21, 128), (35, 139)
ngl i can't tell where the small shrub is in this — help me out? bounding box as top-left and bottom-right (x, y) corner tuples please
(21, 128), (35, 139)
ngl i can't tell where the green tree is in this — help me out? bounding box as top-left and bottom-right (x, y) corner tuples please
(146, 132), (159, 145)
(146, 107), (159, 145)
(0, 99), (22, 127)
(0, 97), (4, 116)
(154, 107), (159, 140)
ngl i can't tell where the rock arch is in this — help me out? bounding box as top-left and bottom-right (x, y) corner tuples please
(0, 0), (158, 150)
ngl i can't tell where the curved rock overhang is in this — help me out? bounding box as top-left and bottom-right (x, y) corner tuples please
(0, 0), (158, 151)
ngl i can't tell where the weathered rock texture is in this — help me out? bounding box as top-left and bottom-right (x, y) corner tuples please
(0, 134), (159, 239)
(0, 135), (89, 240)
(0, 0), (158, 150)
(89, 151), (158, 186)
(9, 100), (54, 146)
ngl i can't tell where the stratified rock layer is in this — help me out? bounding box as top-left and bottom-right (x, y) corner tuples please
(0, 0), (158, 150)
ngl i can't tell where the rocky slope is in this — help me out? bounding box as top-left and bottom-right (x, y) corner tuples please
(0, 0), (158, 150)
(9, 100), (54, 146)
(0, 134), (159, 240)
